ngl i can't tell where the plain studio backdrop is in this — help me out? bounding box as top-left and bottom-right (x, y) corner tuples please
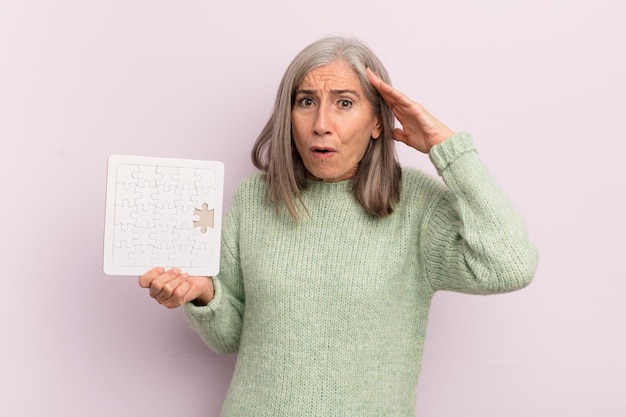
(1, 0), (624, 415)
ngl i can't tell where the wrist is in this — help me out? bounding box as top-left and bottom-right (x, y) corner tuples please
(191, 278), (215, 306)
(427, 130), (455, 153)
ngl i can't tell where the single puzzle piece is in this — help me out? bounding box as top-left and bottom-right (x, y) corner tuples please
(116, 164), (140, 188)
(134, 183), (160, 209)
(151, 184), (182, 208)
(132, 165), (162, 188)
(193, 203), (215, 233)
(114, 199), (138, 226)
(175, 185), (199, 211)
(195, 168), (216, 193)
(112, 240), (135, 266)
(155, 166), (179, 192)
(189, 227), (213, 249)
(174, 167), (200, 190)
(131, 203), (160, 226)
(153, 202), (178, 228)
(149, 224), (180, 249)
(173, 222), (197, 248)
(115, 182), (140, 207)
(114, 223), (139, 247)
(151, 242), (176, 265)
(191, 246), (213, 267)
(128, 244), (159, 266)
(168, 244), (198, 267)
(133, 223), (157, 250)
(196, 187), (216, 209)
(173, 205), (194, 229)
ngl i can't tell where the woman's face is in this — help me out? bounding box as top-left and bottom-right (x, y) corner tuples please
(291, 60), (382, 182)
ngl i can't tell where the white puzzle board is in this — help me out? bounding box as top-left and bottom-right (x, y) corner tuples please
(103, 155), (224, 276)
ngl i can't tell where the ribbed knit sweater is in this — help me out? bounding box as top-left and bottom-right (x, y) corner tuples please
(184, 133), (538, 416)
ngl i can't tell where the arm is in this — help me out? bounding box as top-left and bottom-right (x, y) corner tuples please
(138, 189), (245, 354)
(183, 196), (245, 354)
(367, 69), (538, 293)
(422, 133), (538, 293)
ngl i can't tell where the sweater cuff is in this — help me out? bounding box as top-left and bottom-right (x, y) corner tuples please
(429, 132), (476, 176)
(184, 277), (223, 317)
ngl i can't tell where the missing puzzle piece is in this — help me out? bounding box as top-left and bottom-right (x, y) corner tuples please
(193, 203), (215, 233)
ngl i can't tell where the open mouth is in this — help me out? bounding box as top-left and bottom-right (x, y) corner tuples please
(312, 147), (335, 154)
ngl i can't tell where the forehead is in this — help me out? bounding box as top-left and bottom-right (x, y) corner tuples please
(298, 60), (362, 91)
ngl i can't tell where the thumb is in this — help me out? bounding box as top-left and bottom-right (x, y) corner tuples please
(392, 128), (409, 144)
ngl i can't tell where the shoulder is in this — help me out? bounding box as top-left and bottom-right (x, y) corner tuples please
(232, 172), (266, 199)
(400, 167), (446, 199)
(227, 172), (271, 218)
(394, 167), (450, 220)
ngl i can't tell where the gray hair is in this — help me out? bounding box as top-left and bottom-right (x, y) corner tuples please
(251, 36), (401, 221)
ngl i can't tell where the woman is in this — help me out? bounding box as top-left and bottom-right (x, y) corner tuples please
(139, 36), (538, 416)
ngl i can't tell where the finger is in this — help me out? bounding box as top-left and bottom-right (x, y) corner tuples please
(392, 128), (410, 144)
(157, 275), (191, 308)
(366, 68), (414, 109)
(365, 67), (384, 89)
(149, 267), (185, 299)
(154, 272), (188, 304)
(138, 266), (166, 288)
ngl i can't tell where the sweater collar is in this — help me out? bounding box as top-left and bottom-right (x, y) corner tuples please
(303, 178), (354, 200)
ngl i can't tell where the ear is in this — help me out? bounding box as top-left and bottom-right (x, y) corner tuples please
(371, 116), (382, 140)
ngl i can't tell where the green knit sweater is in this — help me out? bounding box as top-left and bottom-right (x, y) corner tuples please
(184, 133), (538, 416)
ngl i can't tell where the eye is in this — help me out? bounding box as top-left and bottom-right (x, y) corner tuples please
(298, 97), (315, 107)
(338, 99), (353, 109)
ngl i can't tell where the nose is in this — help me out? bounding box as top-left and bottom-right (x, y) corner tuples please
(313, 105), (331, 136)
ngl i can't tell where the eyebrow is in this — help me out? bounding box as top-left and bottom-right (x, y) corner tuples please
(295, 88), (361, 98)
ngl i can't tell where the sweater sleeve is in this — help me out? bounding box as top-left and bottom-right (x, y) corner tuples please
(421, 132), (538, 294)
(183, 188), (245, 354)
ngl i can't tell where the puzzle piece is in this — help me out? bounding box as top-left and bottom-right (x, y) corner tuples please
(175, 185), (199, 211)
(189, 227), (213, 250)
(132, 165), (162, 188)
(133, 223), (157, 250)
(116, 164), (139, 188)
(151, 185), (182, 208)
(191, 246), (213, 267)
(152, 242), (176, 262)
(115, 182), (140, 207)
(174, 167), (200, 190)
(112, 240), (135, 266)
(196, 187), (215, 208)
(134, 183), (160, 209)
(195, 168), (216, 193)
(154, 202), (178, 228)
(114, 200), (138, 225)
(131, 203), (160, 226)
(169, 244), (198, 266)
(113, 223), (139, 248)
(156, 166), (179, 192)
(193, 203), (215, 233)
(128, 244), (158, 266)
(173, 222), (196, 248)
(149, 225), (179, 248)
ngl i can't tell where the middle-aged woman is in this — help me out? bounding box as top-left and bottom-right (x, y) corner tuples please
(139, 36), (538, 416)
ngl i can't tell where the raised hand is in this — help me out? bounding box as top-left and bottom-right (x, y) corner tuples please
(366, 68), (455, 154)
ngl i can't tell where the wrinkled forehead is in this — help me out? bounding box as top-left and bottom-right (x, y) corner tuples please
(297, 60), (365, 94)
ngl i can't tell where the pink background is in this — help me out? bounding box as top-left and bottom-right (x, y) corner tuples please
(1, 1), (624, 415)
